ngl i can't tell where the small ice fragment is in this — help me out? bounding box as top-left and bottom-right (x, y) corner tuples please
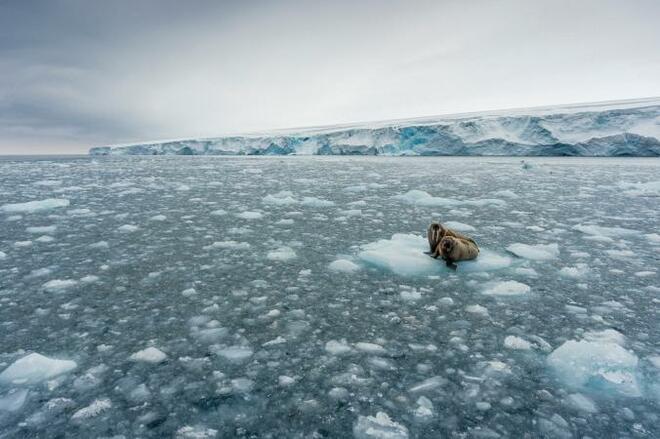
(129, 347), (167, 363)
(149, 214), (167, 221)
(267, 246), (297, 261)
(503, 336), (532, 350)
(482, 280), (530, 296)
(325, 340), (353, 355)
(355, 342), (386, 355)
(215, 346), (253, 362)
(117, 224), (139, 233)
(237, 211), (263, 220)
(176, 426), (218, 439)
(71, 398), (112, 420)
(42, 279), (78, 292)
(353, 412), (409, 439)
(278, 375), (296, 386)
(506, 243), (559, 260)
(1, 198), (69, 213)
(409, 376), (447, 393)
(0, 389), (29, 412)
(465, 304), (489, 316)
(329, 259), (361, 273)
(0, 353), (77, 385)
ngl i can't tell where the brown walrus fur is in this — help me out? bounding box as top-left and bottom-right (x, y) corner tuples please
(427, 222), (477, 254)
(433, 236), (480, 268)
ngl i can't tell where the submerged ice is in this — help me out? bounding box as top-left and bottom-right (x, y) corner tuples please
(0, 155), (658, 438)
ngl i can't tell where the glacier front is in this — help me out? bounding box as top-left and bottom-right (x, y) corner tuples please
(90, 98), (660, 156)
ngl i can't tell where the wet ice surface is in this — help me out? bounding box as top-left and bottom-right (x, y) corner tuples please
(0, 156), (659, 438)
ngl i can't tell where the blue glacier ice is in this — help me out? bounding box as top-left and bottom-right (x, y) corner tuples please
(90, 98), (660, 156)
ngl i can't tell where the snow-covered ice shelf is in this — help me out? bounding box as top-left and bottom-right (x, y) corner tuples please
(89, 98), (660, 156)
(0, 155), (658, 438)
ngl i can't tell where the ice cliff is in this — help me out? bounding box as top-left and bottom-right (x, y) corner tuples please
(90, 98), (660, 156)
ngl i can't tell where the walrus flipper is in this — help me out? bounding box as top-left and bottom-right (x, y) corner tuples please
(445, 259), (458, 271)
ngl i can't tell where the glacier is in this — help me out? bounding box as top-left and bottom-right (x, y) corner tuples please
(90, 98), (660, 156)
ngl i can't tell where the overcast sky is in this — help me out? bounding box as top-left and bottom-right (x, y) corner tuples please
(1, 0), (659, 154)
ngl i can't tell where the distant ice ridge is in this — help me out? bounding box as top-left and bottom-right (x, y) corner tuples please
(90, 98), (660, 156)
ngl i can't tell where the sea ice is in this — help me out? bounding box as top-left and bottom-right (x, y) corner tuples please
(267, 246), (297, 261)
(129, 347), (167, 363)
(0, 353), (77, 385)
(71, 398), (112, 420)
(0, 389), (29, 412)
(506, 243), (559, 260)
(482, 280), (530, 296)
(353, 412), (409, 439)
(329, 259), (361, 273)
(0, 198), (70, 213)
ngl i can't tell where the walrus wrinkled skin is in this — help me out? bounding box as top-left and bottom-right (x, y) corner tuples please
(433, 236), (480, 270)
(426, 222), (477, 254)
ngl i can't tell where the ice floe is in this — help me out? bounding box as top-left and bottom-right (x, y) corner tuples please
(353, 412), (409, 439)
(129, 347), (167, 363)
(506, 243), (559, 260)
(0, 198), (70, 213)
(0, 353), (77, 385)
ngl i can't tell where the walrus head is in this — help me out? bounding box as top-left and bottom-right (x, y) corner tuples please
(440, 236), (455, 254)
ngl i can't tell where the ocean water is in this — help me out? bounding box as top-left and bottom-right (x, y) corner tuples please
(0, 156), (658, 438)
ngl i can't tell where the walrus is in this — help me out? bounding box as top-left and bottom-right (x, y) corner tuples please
(426, 222), (477, 254)
(432, 236), (480, 270)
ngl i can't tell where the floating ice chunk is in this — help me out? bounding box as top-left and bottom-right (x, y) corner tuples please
(278, 375), (296, 386)
(1, 198), (69, 213)
(263, 336), (287, 347)
(263, 191), (298, 205)
(210, 209), (227, 216)
(0, 353), (77, 385)
(14, 240), (32, 248)
(547, 336), (641, 397)
(646, 233), (660, 243)
(231, 377), (254, 393)
(329, 259), (361, 273)
(504, 336), (532, 350)
(444, 221), (476, 232)
(648, 356), (660, 369)
(34, 179), (62, 186)
(71, 398), (112, 420)
(267, 246), (297, 261)
(0, 389), (28, 412)
(26, 225), (56, 234)
(301, 196), (334, 207)
(493, 189), (519, 199)
(400, 289), (422, 301)
(325, 340), (354, 355)
(117, 224), (139, 233)
(176, 426), (218, 439)
(606, 249), (635, 259)
(413, 396), (434, 420)
(482, 280), (530, 296)
(559, 264), (590, 278)
(465, 304), (489, 316)
(89, 241), (109, 249)
(583, 329), (627, 346)
(215, 346), (253, 362)
(80, 275), (99, 283)
(42, 279), (78, 292)
(409, 376), (447, 393)
(353, 412), (409, 439)
(35, 235), (54, 243)
(506, 243), (559, 260)
(355, 342), (386, 355)
(129, 347), (167, 363)
(358, 234), (512, 276)
(205, 240), (251, 250)
(565, 393), (598, 413)
(0, 251), (6, 260)
(149, 214), (167, 221)
(237, 211), (263, 219)
(573, 224), (639, 238)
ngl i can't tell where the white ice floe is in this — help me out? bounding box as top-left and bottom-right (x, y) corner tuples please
(117, 224), (139, 233)
(149, 214), (167, 221)
(204, 241), (251, 250)
(0, 389), (28, 412)
(301, 196), (334, 207)
(409, 376), (447, 393)
(42, 279), (78, 292)
(353, 412), (409, 439)
(395, 190), (505, 208)
(355, 342), (386, 355)
(504, 335), (532, 350)
(565, 393), (599, 413)
(547, 330), (641, 397)
(263, 191), (298, 206)
(618, 180), (660, 196)
(506, 243), (559, 260)
(267, 246), (297, 261)
(237, 211), (263, 220)
(71, 398), (112, 420)
(176, 426), (218, 439)
(559, 264), (590, 278)
(215, 346), (253, 362)
(358, 234), (512, 277)
(482, 280), (530, 296)
(0, 198), (70, 213)
(443, 221), (476, 232)
(129, 347), (167, 363)
(0, 353), (77, 385)
(329, 259), (361, 273)
(26, 225), (57, 234)
(210, 209), (227, 216)
(325, 340), (354, 356)
(573, 224), (639, 238)
(465, 304), (489, 316)
(0, 251), (6, 260)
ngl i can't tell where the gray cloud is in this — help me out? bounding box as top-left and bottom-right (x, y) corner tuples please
(1, 0), (659, 153)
